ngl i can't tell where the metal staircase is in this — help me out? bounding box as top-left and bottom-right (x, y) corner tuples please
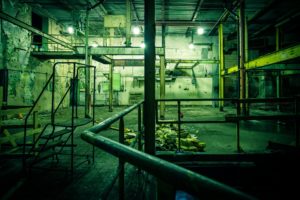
(23, 62), (96, 173)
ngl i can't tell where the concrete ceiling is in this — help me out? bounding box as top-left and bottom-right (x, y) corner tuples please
(20, 0), (300, 38)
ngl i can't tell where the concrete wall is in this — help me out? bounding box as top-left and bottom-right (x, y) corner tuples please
(0, 0), (75, 110)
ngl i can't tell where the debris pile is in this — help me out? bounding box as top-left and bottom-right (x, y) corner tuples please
(155, 124), (205, 152)
(124, 128), (137, 145)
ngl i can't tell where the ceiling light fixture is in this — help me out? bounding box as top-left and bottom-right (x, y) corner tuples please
(132, 26), (141, 35)
(91, 42), (98, 48)
(67, 26), (74, 34)
(197, 27), (204, 35)
(189, 43), (195, 49)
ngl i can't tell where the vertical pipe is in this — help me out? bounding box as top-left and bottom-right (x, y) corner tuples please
(236, 100), (241, 152)
(119, 117), (125, 200)
(276, 72), (281, 111)
(239, 0), (246, 115)
(160, 25), (166, 119)
(276, 27), (280, 51)
(245, 16), (249, 115)
(144, 0), (156, 155)
(71, 63), (76, 176)
(109, 61), (114, 112)
(177, 100), (181, 151)
(85, 10), (91, 118)
(160, 55), (166, 119)
(125, 0), (131, 47)
(51, 64), (56, 125)
(218, 23), (224, 111)
(138, 105), (142, 152)
(93, 66), (96, 163)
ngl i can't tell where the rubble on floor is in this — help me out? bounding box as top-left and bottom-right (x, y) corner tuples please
(155, 124), (205, 152)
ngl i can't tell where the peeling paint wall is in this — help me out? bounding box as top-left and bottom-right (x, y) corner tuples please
(1, 0), (72, 110)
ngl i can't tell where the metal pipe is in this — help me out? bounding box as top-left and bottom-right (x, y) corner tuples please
(276, 27), (281, 51)
(109, 61), (114, 112)
(160, 55), (166, 119)
(144, 0), (156, 155)
(177, 100), (181, 151)
(85, 11), (91, 117)
(239, 0), (246, 115)
(138, 105), (142, 151)
(119, 117), (125, 200)
(125, 0), (132, 47)
(81, 131), (255, 200)
(88, 101), (143, 133)
(218, 23), (224, 111)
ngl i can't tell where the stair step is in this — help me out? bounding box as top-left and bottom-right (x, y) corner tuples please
(32, 140), (66, 152)
(28, 150), (57, 165)
(41, 129), (72, 139)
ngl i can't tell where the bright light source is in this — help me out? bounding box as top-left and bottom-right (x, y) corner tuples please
(91, 42), (98, 48)
(67, 26), (74, 34)
(140, 42), (146, 48)
(197, 27), (204, 35)
(132, 26), (140, 35)
(189, 43), (195, 49)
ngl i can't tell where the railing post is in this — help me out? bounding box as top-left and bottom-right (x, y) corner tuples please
(236, 100), (241, 152)
(119, 117), (125, 200)
(138, 105), (142, 152)
(177, 100), (181, 152)
(295, 96), (299, 147)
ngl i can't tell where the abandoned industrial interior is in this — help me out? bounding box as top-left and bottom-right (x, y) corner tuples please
(1, 0), (300, 199)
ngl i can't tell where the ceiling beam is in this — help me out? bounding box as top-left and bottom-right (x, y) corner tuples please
(76, 46), (164, 55)
(87, 0), (107, 18)
(186, 0), (205, 37)
(208, 1), (239, 36)
(131, 0), (140, 21)
(135, 20), (230, 27)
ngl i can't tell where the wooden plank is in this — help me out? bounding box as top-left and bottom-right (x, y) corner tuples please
(0, 128), (42, 145)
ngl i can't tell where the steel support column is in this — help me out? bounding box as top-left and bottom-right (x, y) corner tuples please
(125, 0), (131, 47)
(245, 17), (249, 115)
(85, 11), (91, 117)
(218, 23), (224, 111)
(144, 0), (156, 155)
(160, 25), (166, 119)
(160, 55), (166, 119)
(239, 0), (246, 115)
(276, 27), (281, 51)
(109, 61), (114, 112)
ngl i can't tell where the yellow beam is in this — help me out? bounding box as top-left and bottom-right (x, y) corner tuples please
(225, 44), (300, 74)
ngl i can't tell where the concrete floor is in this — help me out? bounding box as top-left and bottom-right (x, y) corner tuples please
(0, 105), (299, 199)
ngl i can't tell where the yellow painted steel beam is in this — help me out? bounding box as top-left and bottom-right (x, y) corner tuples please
(225, 43), (300, 74)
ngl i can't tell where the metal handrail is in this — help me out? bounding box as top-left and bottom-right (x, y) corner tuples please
(87, 100), (144, 133)
(23, 73), (54, 168)
(81, 131), (255, 200)
(155, 97), (299, 152)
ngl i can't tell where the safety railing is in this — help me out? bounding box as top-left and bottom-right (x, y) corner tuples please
(156, 97), (299, 152)
(81, 100), (255, 200)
